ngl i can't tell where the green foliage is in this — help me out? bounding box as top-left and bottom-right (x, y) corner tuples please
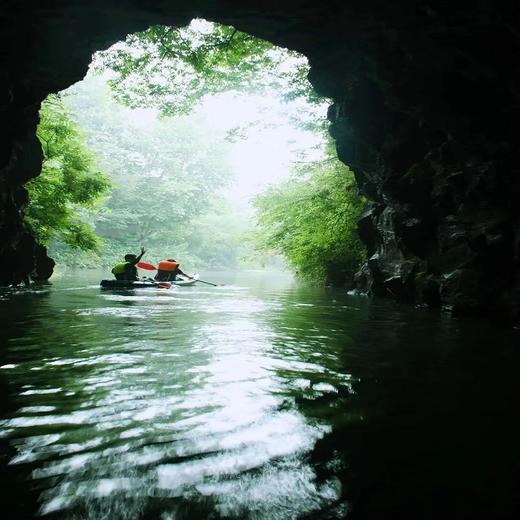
(55, 76), (243, 269)
(254, 147), (366, 286)
(25, 96), (111, 251)
(38, 23), (361, 279)
(177, 199), (254, 269)
(93, 20), (325, 129)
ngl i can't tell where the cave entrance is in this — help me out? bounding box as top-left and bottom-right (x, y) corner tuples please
(27, 19), (364, 285)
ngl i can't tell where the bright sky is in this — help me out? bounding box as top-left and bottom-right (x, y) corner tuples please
(197, 93), (326, 210)
(121, 90), (327, 211)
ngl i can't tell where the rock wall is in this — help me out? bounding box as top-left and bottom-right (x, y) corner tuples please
(320, 3), (520, 321)
(0, 1), (518, 320)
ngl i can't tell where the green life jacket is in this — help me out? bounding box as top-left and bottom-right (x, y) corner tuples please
(111, 261), (129, 275)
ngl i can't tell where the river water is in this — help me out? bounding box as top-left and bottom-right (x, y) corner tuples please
(0, 270), (518, 520)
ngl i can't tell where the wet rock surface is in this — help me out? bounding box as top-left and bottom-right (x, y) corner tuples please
(0, 1), (518, 320)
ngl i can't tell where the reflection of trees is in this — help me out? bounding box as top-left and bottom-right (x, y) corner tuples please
(303, 299), (520, 520)
(0, 288), (147, 517)
(264, 285), (366, 396)
(0, 291), (53, 518)
(0, 283), (224, 518)
(3, 282), (518, 519)
(262, 289), (520, 518)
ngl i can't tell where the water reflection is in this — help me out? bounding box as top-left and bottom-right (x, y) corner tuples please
(0, 272), (351, 519)
(0, 271), (519, 519)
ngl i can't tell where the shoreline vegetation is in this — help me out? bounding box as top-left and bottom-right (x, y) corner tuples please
(26, 20), (366, 288)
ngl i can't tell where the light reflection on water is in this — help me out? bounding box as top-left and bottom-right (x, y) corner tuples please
(1, 270), (519, 520)
(0, 271), (352, 519)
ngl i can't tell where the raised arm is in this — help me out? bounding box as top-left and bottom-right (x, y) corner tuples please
(131, 247), (146, 265)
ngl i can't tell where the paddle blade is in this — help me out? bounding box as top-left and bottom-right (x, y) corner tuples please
(137, 262), (157, 270)
(157, 282), (172, 289)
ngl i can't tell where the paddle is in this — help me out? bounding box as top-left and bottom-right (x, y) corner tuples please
(137, 261), (157, 271)
(137, 262), (220, 286)
(186, 276), (218, 287)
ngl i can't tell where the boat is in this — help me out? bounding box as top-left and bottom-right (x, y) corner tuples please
(100, 274), (199, 290)
(100, 279), (171, 289)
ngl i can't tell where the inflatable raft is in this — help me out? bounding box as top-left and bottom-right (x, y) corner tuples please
(100, 279), (169, 289)
(100, 274), (199, 289)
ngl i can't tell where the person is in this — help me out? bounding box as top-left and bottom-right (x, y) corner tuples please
(111, 247), (146, 281)
(155, 259), (187, 282)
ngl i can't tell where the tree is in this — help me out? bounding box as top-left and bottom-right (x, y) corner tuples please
(25, 96), (111, 252)
(95, 21), (313, 108)
(59, 75), (238, 267)
(40, 22), (365, 277)
(254, 145), (366, 286)
(92, 19), (327, 133)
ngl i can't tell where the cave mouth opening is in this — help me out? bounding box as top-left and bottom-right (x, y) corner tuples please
(27, 18), (365, 286)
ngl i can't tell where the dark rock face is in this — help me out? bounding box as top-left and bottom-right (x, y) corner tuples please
(0, 1), (518, 320)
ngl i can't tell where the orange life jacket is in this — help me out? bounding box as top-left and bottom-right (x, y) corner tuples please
(158, 260), (179, 272)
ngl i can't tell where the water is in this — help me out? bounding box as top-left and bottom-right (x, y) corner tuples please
(0, 270), (518, 519)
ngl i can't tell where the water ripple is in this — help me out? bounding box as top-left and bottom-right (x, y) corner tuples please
(0, 272), (353, 519)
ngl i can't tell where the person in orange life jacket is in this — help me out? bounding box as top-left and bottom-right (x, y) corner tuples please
(155, 259), (187, 282)
(111, 247), (146, 281)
